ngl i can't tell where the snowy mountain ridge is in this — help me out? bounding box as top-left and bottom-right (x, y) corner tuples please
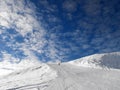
(69, 52), (120, 69)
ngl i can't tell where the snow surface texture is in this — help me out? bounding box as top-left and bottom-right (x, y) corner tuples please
(69, 52), (120, 69)
(0, 59), (57, 90)
(0, 57), (45, 76)
(0, 52), (120, 90)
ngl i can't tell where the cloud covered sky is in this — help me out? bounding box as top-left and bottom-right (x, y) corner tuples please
(0, 0), (120, 62)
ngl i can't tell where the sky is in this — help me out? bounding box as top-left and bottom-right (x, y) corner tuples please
(0, 0), (120, 62)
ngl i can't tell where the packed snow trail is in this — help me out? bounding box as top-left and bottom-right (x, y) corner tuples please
(1, 63), (120, 90)
(1, 52), (120, 90)
(46, 63), (120, 90)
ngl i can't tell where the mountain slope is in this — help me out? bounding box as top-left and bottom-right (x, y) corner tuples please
(47, 63), (120, 90)
(0, 58), (46, 76)
(0, 59), (57, 90)
(69, 52), (120, 69)
(1, 63), (120, 90)
(0, 52), (120, 90)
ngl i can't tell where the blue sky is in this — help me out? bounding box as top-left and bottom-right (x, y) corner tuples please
(0, 0), (120, 62)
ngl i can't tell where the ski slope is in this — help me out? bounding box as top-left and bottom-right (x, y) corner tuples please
(0, 52), (120, 90)
(47, 63), (120, 90)
(1, 63), (120, 90)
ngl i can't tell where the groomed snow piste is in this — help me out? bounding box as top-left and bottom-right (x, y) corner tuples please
(0, 52), (120, 90)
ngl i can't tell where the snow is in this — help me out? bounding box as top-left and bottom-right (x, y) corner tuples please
(47, 63), (120, 90)
(0, 58), (44, 76)
(69, 52), (120, 69)
(0, 60), (57, 90)
(0, 52), (120, 90)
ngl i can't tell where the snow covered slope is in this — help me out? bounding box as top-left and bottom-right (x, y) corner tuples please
(1, 63), (120, 90)
(0, 52), (120, 90)
(47, 63), (120, 90)
(0, 58), (45, 76)
(0, 59), (57, 90)
(0, 59), (37, 76)
(69, 52), (120, 69)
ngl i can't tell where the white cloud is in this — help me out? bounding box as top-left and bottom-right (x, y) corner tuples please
(0, 29), (2, 34)
(82, 44), (90, 49)
(63, 0), (77, 13)
(83, 0), (101, 16)
(39, 0), (57, 13)
(0, 0), (66, 62)
(1, 51), (20, 63)
(0, 0), (48, 61)
(0, 0), (40, 36)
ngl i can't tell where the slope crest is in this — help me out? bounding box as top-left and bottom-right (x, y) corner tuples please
(69, 52), (120, 69)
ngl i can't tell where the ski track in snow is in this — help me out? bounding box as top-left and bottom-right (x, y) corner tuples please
(1, 63), (120, 90)
(7, 81), (49, 90)
(46, 63), (120, 90)
(47, 64), (81, 90)
(1, 52), (120, 90)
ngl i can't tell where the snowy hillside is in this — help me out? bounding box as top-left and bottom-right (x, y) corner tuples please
(0, 59), (57, 90)
(69, 52), (120, 69)
(0, 58), (44, 76)
(0, 52), (120, 90)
